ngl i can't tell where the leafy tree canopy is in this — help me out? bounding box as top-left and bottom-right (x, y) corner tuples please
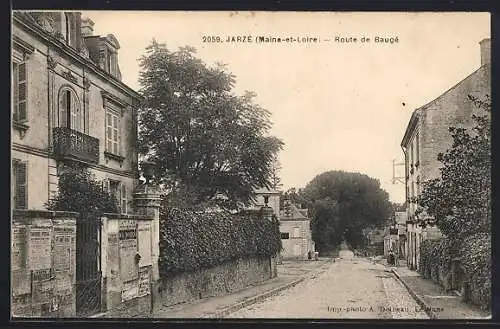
(299, 171), (392, 251)
(417, 95), (491, 240)
(138, 41), (283, 210)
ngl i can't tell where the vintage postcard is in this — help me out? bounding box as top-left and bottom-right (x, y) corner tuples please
(11, 11), (491, 320)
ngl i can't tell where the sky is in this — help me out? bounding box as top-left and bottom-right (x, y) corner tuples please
(84, 11), (490, 203)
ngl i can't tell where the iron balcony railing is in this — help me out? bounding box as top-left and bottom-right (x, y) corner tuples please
(53, 127), (99, 164)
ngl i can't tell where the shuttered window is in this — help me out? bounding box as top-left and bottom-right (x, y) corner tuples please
(106, 111), (120, 155)
(12, 160), (27, 209)
(120, 183), (127, 214)
(13, 62), (27, 122)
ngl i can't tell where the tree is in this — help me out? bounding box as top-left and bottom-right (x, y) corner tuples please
(417, 95), (491, 239)
(46, 164), (118, 219)
(301, 171), (392, 251)
(269, 155), (283, 190)
(138, 41), (283, 209)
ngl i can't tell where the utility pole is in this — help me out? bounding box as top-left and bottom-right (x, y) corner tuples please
(392, 159), (405, 184)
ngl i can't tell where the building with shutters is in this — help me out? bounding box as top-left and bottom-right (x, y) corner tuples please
(11, 11), (141, 214)
(279, 199), (315, 260)
(402, 38), (491, 271)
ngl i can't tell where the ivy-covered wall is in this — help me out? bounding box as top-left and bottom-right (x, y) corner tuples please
(419, 233), (491, 311)
(158, 207), (281, 277)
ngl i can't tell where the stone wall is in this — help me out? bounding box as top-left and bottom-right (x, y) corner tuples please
(156, 256), (276, 309)
(99, 213), (156, 317)
(11, 210), (77, 317)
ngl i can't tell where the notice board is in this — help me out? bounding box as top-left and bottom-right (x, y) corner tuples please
(119, 220), (138, 281)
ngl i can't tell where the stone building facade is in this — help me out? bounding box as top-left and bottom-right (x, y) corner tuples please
(401, 38), (491, 271)
(279, 200), (315, 260)
(11, 11), (141, 213)
(11, 11), (147, 317)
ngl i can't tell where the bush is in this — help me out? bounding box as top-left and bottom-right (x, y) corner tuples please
(46, 164), (118, 218)
(419, 238), (453, 278)
(458, 233), (491, 309)
(419, 234), (491, 311)
(158, 206), (281, 277)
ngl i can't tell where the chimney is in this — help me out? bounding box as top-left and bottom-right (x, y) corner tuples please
(479, 38), (491, 66)
(81, 17), (95, 37)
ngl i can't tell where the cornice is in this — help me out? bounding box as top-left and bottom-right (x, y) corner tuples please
(12, 13), (141, 101)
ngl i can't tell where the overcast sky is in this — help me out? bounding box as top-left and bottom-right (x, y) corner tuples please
(84, 11), (490, 203)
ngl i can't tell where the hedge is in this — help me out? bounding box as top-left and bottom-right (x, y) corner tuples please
(419, 234), (491, 310)
(158, 207), (282, 277)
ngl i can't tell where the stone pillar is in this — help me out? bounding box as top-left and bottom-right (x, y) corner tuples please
(133, 183), (162, 312)
(133, 184), (162, 280)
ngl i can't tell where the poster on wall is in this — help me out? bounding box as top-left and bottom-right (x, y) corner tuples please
(28, 226), (52, 270)
(11, 224), (27, 271)
(119, 220), (138, 281)
(137, 267), (151, 297)
(31, 269), (54, 304)
(137, 223), (152, 267)
(121, 280), (138, 302)
(53, 226), (75, 274)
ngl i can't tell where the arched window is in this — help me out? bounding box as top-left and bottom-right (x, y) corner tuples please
(59, 87), (83, 132)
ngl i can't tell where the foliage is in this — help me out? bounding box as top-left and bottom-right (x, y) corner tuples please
(301, 171), (392, 251)
(458, 233), (491, 308)
(280, 187), (310, 209)
(417, 95), (491, 238)
(269, 155), (283, 191)
(419, 233), (491, 310)
(419, 238), (454, 277)
(158, 206), (281, 276)
(309, 198), (343, 253)
(46, 164), (118, 218)
(138, 41), (283, 210)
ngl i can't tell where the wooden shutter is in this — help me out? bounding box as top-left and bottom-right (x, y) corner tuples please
(106, 112), (112, 152)
(112, 114), (119, 155)
(14, 161), (27, 209)
(17, 63), (27, 121)
(120, 183), (127, 214)
(12, 63), (19, 121)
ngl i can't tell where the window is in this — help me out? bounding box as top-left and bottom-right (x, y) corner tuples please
(12, 160), (27, 209)
(280, 232), (289, 239)
(59, 88), (83, 132)
(106, 179), (127, 214)
(410, 141), (414, 168)
(106, 110), (120, 155)
(120, 183), (127, 214)
(12, 61), (27, 122)
(293, 227), (300, 238)
(415, 132), (420, 165)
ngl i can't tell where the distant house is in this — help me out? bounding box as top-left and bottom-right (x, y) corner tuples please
(383, 211), (407, 259)
(401, 38), (491, 271)
(279, 199), (315, 260)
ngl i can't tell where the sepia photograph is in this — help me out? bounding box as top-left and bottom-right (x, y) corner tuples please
(11, 10), (491, 320)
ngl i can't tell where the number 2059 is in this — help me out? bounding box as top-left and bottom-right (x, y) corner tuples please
(202, 36), (223, 43)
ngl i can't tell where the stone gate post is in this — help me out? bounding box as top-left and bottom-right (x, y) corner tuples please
(133, 182), (162, 311)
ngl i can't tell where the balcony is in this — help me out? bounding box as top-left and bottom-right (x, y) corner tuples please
(53, 127), (99, 164)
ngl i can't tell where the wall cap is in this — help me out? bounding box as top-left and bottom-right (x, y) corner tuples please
(102, 213), (153, 221)
(13, 209), (79, 219)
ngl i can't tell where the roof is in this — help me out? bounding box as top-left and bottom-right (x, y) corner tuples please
(280, 203), (310, 221)
(401, 63), (489, 148)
